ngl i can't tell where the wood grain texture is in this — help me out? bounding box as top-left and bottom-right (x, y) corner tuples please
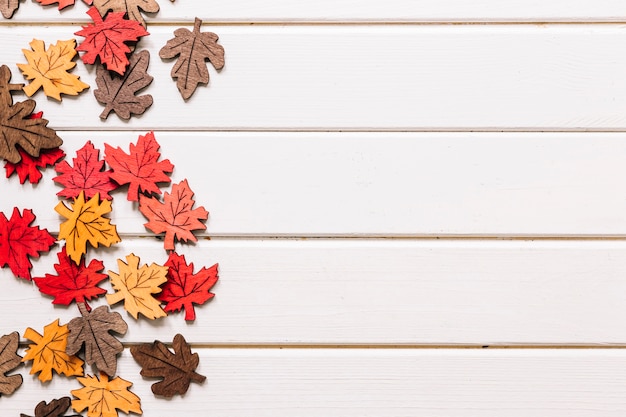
(4, 0), (626, 22)
(1, 26), (626, 130)
(4, 132), (626, 237)
(1, 238), (626, 345)
(6, 349), (626, 416)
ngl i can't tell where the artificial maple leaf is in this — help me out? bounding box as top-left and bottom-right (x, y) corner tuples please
(0, 98), (63, 164)
(0, 64), (24, 108)
(33, 247), (108, 306)
(35, 0), (92, 10)
(17, 39), (89, 101)
(159, 252), (218, 321)
(0, 0), (18, 18)
(53, 140), (117, 201)
(66, 304), (128, 376)
(55, 191), (121, 264)
(160, 17), (225, 100)
(23, 319), (84, 382)
(92, 0), (159, 27)
(0, 207), (56, 280)
(71, 373), (142, 417)
(94, 50), (153, 120)
(0, 332), (23, 396)
(139, 179), (208, 251)
(104, 131), (174, 202)
(130, 333), (205, 397)
(106, 253), (167, 320)
(20, 397), (82, 417)
(76, 7), (149, 76)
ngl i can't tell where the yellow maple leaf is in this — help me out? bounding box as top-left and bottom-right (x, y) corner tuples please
(56, 191), (121, 263)
(72, 373), (142, 417)
(17, 38), (89, 101)
(106, 253), (168, 320)
(22, 319), (84, 382)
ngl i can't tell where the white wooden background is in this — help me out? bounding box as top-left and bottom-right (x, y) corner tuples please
(2, 1), (626, 415)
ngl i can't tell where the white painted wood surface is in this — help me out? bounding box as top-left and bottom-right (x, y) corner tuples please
(2, 25), (626, 130)
(0, 1), (624, 415)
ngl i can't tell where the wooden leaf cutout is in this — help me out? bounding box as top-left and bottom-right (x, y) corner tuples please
(159, 18), (225, 100)
(22, 319), (84, 382)
(104, 131), (174, 202)
(71, 373), (142, 417)
(139, 179), (208, 251)
(17, 39), (89, 101)
(35, 0), (93, 10)
(159, 252), (218, 321)
(66, 304), (128, 376)
(0, 332), (23, 396)
(92, 0), (159, 27)
(94, 50), (153, 120)
(53, 140), (118, 201)
(106, 253), (167, 320)
(0, 207), (56, 280)
(55, 191), (121, 264)
(0, 0), (18, 18)
(0, 98), (63, 164)
(5, 130), (65, 184)
(130, 333), (205, 397)
(76, 7), (149, 75)
(0, 65), (24, 108)
(33, 247), (108, 307)
(20, 397), (82, 417)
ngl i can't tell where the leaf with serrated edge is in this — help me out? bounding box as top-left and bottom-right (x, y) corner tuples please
(0, 332), (22, 396)
(92, 0), (159, 27)
(71, 373), (142, 417)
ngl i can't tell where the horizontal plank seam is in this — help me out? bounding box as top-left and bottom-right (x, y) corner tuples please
(100, 234), (626, 240)
(49, 127), (626, 133)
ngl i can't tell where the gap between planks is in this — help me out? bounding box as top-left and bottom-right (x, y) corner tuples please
(3, 21), (626, 26)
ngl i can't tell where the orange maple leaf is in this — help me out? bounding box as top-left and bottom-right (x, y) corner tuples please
(138, 179), (208, 251)
(22, 319), (84, 382)
(71, 373), (142, 417)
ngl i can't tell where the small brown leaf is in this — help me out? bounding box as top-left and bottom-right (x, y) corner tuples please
(94, 50), (153, 120)
(66, 303), (128, 376)
(20, 397), (81, 417)
(0, 65), (24, 108)
(0, 331), (23, 396)
(0, 0), (19, 18)
(130, 333), (205, 397)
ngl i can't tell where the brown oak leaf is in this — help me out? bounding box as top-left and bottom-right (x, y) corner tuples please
(0, 99), (63, 164)
(92, 0), (159, 27)
(20, 397), (81, 417)
(66, 304), (128, 376)
(94, 50), (153, 120)
(0, 65), (23, 108)
(130, 333), (205, 397)
(159, 17), (225, 100)
(0, 332), (23, 396)
(139, 179), (208, 251)
(0, 0), (18, 18)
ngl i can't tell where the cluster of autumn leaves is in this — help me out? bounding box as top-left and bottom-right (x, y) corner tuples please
(7, 0), (224, 120)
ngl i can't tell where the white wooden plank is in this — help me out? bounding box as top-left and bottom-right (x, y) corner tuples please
(2, 239), (626, 345)
(2, 25), (626, 130)
(4, 132), (626, 237)
(4, 0), (626, 23)
(6, 349), (626, 416)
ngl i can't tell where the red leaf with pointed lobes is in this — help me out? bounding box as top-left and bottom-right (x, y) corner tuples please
(35, 0), (92, 10)
(33, 247), (107, 307)
(53, 140), (117, 200)
(139, 179), (208, 251)
(159, 252), (218, 321)
(104, 131), (174, 202)
(0, 208), (55, 280)
(75, 7), (149, 75)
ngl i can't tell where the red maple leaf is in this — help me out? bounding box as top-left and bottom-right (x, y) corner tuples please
(158, 252), (218, 321)
(53, 140), (118, 200)
(0, 208), (56, 280)
(33, 246), (107, 307)
(35, 0), (92, 10)
(4, 112), (65, 184)
(104, 131), (174, 202)
(138, 179), (208, 251)
(75, 7), (149, 75)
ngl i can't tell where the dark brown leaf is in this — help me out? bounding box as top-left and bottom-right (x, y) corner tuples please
(66, 303), (128, 376)
(0, 331), (22, 396)
(94, 49), (153, 120)
(130, 333), (205, 397)
(20, 397), (81, 417)
(0, 65), (23, 108)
